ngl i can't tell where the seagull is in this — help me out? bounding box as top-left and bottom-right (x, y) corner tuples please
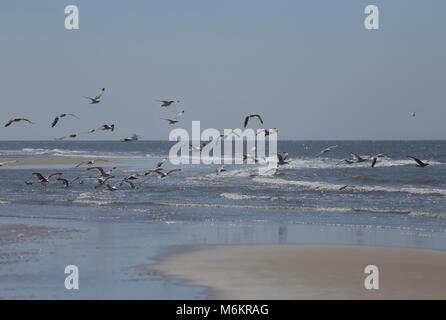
(189, 144), (202, 152)
(0, 160), (18, 167)
(244, 114), (263, 128)
(370, 154), (390, 168)
(156, 158), (167, 168)
(87, 166), (116, 178)
(98, 124), (115, 132)
(93, 176), (115, 188)
(157, 100), (179, 107)
(75, 159), (100, 168)
(51, 114), (80, 128)
(5, 118), (34, 127)
(282, 152), (289, 161)
(57, 177), (80, 188)
(337, 159), (354, 165)
(155, 169), (182, 179)
(119, 179), (136, 189)
(350, 153), (369, 163)
(277, 154), (289, 166)
(256, 128), (278, 137)
(216, 165), (226, 175)
(103, 184), (118, 191)
(316, 145), (338, 157)
(241, 146), (258, 163)
(217, 130), (241, 141)
(55, 133), (79, 140)
(83, 88), (105, 104)
(144, 168), (163, 176)
(408, 156), (430, 168)
(32, 172), (63, 184)
(161, 110), (184, 125)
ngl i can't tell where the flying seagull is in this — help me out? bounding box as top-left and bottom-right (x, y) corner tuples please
(57, 177), (80, 188)
(350, 153), (369, 163)
(244, 114), (263, 128)
(155, 169), (182, 179)
(93, 176), (115, 188)
(156, 158), (167, 168)
(75, 159), (101, 168)
(370, 154), (390, 168)
(144, 168), (163, 176)
(256, 128), (278, 137)
(32, 172), (63, 184)
(103, 184), (118, 191)
(337, 159), (354, 165)
(408, 156), (430, 168)
(51, 114), (80, 128)
(157, 100), (179, 107)
(0, 160), (18, 167)
(277, 154), (289, 166)
(55, 133), (79, 140)
(83, 88), (105, 104)
(216, 165), (226, 175)
(98, 124), (115, 132)
(161, 110), (184, 125)
(316, 145), (338, 157)
(87, 166), (116, 178)
(119, 179), (136, 189)
(5, 118), (34, 127)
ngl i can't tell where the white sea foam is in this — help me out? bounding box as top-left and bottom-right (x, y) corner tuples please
(253, 177), (446, 196)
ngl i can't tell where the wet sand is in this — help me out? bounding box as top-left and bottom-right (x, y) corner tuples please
(0, 157), (116, 167)
(149, 244), (446, 299)
(0, 224), (60, 265)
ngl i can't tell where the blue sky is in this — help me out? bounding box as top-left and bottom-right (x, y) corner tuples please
(0, 1), (445, 140)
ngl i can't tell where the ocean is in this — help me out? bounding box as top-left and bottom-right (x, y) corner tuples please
(1, 140), (446, 299)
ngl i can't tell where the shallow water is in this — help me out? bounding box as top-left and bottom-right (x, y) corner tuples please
(1, 140), (446, 298)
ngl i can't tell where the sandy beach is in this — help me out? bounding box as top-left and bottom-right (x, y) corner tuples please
(0, 157), (116, 167)
(149, 245), (446, 299)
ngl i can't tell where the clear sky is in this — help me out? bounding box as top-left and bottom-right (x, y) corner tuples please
(0, 0), (445, 140)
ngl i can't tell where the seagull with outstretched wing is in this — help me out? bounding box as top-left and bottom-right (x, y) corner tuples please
(244, 114), (263, 128)
(83, 88), (105, 104)
(5, 118), (34, 127)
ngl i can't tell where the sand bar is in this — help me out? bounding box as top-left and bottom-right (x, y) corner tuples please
(0, 157), (117, 167)
(149, 244), (446, 299)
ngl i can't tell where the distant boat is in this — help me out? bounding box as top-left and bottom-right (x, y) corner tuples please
(120, 134), (139, 142)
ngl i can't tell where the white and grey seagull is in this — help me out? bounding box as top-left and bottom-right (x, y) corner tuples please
(256, 128), (278, 137)
(57, 177), (80, 188)
(408, 156), (430, 168)
(157, 100), (179, 107)
(161, 110), (184, 125)
(87, 166), (116, 178)
(315, 145), (338, 157)
(32, 172), (63, 184)
(83, 88), (105, 104)
(244, 114), (263, 128)
(0, 160), (18, 167)
(51, 114), (80, 128)
(98, 124), (115, 132)
(5, 118), (34, 127)
(155, 169), (182, 179)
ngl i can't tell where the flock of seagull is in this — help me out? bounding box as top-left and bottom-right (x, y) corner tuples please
(3, 89), (434, 191)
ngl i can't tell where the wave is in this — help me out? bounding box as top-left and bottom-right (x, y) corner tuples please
(68, 197), (446, 219)
(253, 177), (446, 196)
(220, 192), (280, 201)
(0, 148), (153, 159)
